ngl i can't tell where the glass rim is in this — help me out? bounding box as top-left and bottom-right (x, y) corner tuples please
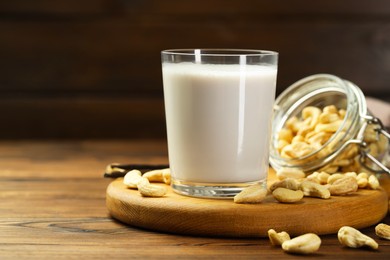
(161, 48), (278, 57)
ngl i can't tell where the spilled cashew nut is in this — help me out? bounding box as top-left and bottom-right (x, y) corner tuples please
(162, 169), (171, 185)
(327, 173), (345, 184)
(106, 164), (126, 175)
(300, 180), (330, 199)
(329, 176), (358, 195)
(319, 165), (338, 174)
(368, 175), (380, 190)
(317, 172), (330, 184)
(357, 177), (368, 189)
(344, 172), (357, 178)
(281, 233), (321, 254)
(272, 188), (304, 203)
(306, 172), (320, 183)
(137, 177), (167, 197)
(143, 168), (171, 184)
(375, 223), (390, 240)
(123, 170), (143, 189)
(338, 226), (378, 249)
(234, 185), (267, 204)
(306, 171), (329, 185)
(268, 229), (291, 246)
(269, 178), (300, 192)
(356, 172), (368, 188)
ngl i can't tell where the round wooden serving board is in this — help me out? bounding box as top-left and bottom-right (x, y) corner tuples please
(106, 177), (388, 238)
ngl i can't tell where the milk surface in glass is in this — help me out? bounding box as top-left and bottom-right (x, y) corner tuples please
(163, 62), (277, 183)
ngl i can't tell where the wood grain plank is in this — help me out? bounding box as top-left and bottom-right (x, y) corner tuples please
(0, 216), (388, 259)
(0, 140), (168, 177)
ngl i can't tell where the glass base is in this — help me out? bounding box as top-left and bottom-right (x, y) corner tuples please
(171, 178), (267, 199)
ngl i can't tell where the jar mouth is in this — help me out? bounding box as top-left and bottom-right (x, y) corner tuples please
(269, 74), (366, 172)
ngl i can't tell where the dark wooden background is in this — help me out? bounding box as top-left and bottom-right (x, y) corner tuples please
(1, 0), (389, 139)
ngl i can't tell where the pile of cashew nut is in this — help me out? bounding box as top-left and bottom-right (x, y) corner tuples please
(277, 105), (388, 173)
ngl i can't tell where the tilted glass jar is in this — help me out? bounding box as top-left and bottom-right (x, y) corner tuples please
(269, 74), (390, 174)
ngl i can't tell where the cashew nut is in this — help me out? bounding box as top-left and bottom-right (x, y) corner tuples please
(327, 173), (345, 184)
(363, 124), (379, 143)
(234, 185), (267, 204)
(285, 116), (300, 134)
(276, 167), (305, 180)
(368, 175), (380, 190)
(277, 139), (290, 153)
(338, 109), (346, 119)
(268, 229), (291, 246)
(105, 165), (126, 175)
(280, 142), (315, 159)
(329, 176), (358, 195)
(356, 172), (368, 189)
(137, 177), (167, 197)
(338, 144), (359, 160)
(306, 171), (329, 184)
(123, 169), (143, 189)
(296, 124), (313, 137)
(306, 131), (332, 145)
(338, 226), (378, 249)
(344, 172), (357, 178)
(276, 104), (386, 175)
(306, 172), (320, 183)
(300, 180), (330, 199)
(314, 120), (343, 133)
(281, 233), (321, 254)
(375, 223), (390, 240)
(269, 178), (300, 192)
(272, 188), (304, 203)
(317, 172), (330, 184)
(143, 168), (171, 184)
(357, 177), (368, 189)
(323, 105), (338, 114)
(278, 128), (293, 143)
(301, 106), (321, 129)
(319, 111), (340, 124)
(291, 135), (305, 144)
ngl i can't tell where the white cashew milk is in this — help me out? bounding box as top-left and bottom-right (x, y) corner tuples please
(163, 62), (277, 183)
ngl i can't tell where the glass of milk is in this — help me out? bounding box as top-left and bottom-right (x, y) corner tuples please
(161, 49), (278, 198)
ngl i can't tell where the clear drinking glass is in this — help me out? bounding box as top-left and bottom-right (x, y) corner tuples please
(161, 49), (278, 198)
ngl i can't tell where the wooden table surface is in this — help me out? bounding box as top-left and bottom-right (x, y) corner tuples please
(1, 140), (389, 259)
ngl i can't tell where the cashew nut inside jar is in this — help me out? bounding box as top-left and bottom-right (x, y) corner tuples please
(269, 74), (390, 175)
